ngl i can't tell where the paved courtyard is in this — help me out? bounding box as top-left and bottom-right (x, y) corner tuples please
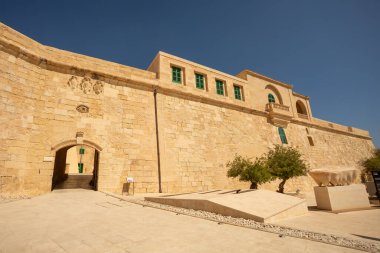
(0, 189), (377, 253)
(273, 206), (380, 243)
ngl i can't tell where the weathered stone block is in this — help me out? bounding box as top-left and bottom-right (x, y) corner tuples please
(314, 185), (370, 211)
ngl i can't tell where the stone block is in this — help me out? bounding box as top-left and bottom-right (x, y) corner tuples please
(309, 168), (360, 186)
(314, 184), (370, 211)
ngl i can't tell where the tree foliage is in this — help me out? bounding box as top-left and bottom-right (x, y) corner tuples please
(226, 145), (308, 193)
(266, 145), (308, 193)
(226, 155), (272, 189)
(361, 149), (380, 182)
(362, 149), (380, 173)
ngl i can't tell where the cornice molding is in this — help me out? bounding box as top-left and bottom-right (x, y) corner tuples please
(293, 91), (310, 100)
(239, 69), (294, 89)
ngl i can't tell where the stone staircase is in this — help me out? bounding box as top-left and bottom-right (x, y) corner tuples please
(55, 174), (94, 190)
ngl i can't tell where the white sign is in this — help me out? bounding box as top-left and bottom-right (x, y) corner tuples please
(127, 177), (134, 183)
(43, 156), (54, 162)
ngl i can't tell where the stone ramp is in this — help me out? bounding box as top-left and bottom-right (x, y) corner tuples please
(145, 189), (308, 223)
(55, 174), (93, 190)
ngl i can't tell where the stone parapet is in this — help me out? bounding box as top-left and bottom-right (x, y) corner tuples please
(0, 22), (158, 88)
(312, 118), (370, 138)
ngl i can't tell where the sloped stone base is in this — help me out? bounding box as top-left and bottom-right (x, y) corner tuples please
(146, 189), (308, 223)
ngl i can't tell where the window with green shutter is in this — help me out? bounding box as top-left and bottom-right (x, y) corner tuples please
(234, 85), (242, 100)
(172, 66), (182, 83)
(216, 80), (224, 95)
(278, 127), (288, 144)
(195, 73), (204, 89)
(268, 93), (275, 103)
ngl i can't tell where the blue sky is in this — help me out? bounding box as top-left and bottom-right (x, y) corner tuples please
(1, 0), (379, 147)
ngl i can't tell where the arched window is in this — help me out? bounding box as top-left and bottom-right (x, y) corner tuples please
(296, 101), (307, 115)
(278, 127), (288, 144)
(268, 93), (275, 103)
(265, 85), (283, 104)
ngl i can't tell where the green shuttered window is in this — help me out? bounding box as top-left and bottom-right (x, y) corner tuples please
(234, 85), (242, 100)
(216, 80), (224, 95)
(195, 73), (204, 89)
(278, 127), (288, 144)
(268, 93), (275, 103)
(172, 66), (182, 83)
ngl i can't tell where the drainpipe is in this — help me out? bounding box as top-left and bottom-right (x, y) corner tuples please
(153, 88), (162, 193)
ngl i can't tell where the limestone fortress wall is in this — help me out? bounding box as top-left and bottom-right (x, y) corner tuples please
(0, 23), (375, 197)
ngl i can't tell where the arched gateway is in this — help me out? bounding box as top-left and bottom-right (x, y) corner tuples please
(51, 140), (102, 191)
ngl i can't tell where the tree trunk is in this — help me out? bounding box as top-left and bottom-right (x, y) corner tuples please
(278, 179), (287, 193)
(250, 182), (258, 189)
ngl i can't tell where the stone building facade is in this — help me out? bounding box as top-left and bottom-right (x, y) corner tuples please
(0, 23), (375, 197)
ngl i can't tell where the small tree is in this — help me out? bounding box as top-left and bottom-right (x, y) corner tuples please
(266, 145), (308, 193)
(227, 155), (272, 189)
(361, 149), (380, 181)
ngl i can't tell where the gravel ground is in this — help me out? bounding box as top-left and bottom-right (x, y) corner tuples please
(120, 197), (380, 253)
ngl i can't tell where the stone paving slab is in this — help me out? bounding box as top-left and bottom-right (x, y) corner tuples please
(272, 207), (380, 244)
(0, 189), (371, 253)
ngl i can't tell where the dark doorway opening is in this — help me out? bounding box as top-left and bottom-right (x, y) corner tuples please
(51, 145), (100, 191)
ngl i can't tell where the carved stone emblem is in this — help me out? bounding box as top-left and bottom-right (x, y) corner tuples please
(80, 77), (93, 94)
(67, 75), (104, 95)
(93, 81), (104, 95)
(68, 76), (79, 90)
(76, 104), (89, 113)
